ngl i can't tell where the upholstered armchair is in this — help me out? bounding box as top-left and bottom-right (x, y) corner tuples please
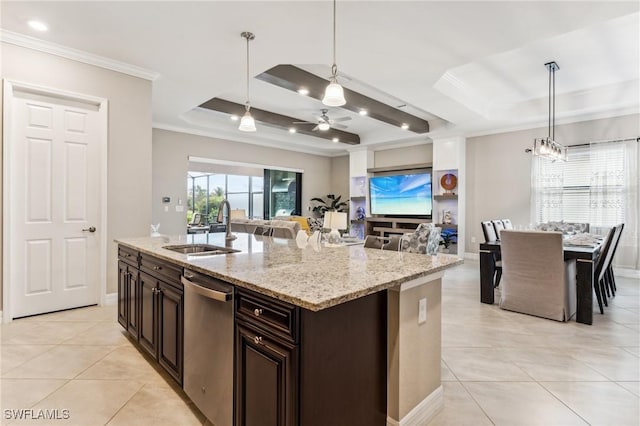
(399, 223), (441, 255)
(499, 230), (577, 322)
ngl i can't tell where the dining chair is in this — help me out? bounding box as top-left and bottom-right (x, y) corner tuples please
(594, 225), (620, 309)
(491, 220), (506, 239)
(500, 230), (576, 322)
(481, 221), (502, 288)
(481, 221), (498, 243)
(605, 223), (625, 296)
(364, 235), (385, 249)
(596, 223), (624, 306)
(501, 219), (514, 230)
(364, 235), (401, 251)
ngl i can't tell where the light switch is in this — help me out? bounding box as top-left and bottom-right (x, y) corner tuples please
(175, 205), (184, 212)
(418, 298), (427, 324)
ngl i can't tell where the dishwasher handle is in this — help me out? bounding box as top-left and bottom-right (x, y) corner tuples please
(181, 275), (233, 302)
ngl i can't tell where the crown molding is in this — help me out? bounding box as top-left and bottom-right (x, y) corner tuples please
(152, 122), (349, 158)
(0, 29), (159, 81)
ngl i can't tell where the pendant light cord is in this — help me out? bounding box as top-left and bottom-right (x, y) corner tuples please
(548, 65), (552, 140)
(552, 64), (556, 141)
(332, 0), (337, 78)
(245, 34), (250, 111)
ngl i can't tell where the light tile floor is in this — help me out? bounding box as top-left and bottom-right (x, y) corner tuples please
(0, 261), (637, 425)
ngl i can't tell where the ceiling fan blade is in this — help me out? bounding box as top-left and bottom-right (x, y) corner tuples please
(333, 117), (352, 122)
(311, 125), (319, 131)
(333, 123), (348, 130)
(293, 121), (315, 124)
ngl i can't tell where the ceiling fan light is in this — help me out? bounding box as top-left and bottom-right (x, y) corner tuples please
(238, 110), (256, 132)
(322, 81), (346, 107)
(318, 122), (331, 131)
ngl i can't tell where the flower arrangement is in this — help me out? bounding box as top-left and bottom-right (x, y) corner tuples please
(439, 228), (458, 249)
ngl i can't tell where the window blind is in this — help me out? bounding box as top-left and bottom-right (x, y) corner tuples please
(534, 142), (627, 227)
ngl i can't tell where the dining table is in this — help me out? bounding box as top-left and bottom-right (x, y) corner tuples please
(479, 239), (602, 325)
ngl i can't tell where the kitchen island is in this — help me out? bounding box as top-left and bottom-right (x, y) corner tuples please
(116, 232), (462, 426)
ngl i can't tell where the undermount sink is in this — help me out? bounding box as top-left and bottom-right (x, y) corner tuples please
(163, 244), (240, 256)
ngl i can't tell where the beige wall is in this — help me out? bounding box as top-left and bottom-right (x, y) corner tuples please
(1, 43), (153, 300)
(465, 113), (640, 255)
(387, 277), (442, 421)
(330, 155), (350, 201)
(374, 143), (433, 168)
(152, 128), (335, 235)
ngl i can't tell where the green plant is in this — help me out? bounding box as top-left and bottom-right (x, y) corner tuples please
(311, 194), (349, 216)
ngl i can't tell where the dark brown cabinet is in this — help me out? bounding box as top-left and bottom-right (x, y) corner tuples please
(235, 288), (387, 426)
(117, 260), (128, 329)
(117, 250), (139, 340)
(138, 271), (158, 358)
(158, 281), (183, 384)
(236, 323), (298, 426)
(117, 246), (183, 385)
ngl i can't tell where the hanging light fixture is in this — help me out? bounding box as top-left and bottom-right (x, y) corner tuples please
(322, 0), (346, 107)
(532, 61), (567, 161)
(239, 31), (257, 132)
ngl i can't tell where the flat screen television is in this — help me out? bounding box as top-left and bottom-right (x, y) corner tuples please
(369, 172), (432, 217)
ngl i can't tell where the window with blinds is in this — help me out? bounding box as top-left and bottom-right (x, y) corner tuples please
(533, 142), (627, 227)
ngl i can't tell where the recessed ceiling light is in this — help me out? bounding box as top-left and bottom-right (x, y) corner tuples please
(28, 20), (48, 32)
(297, 88), (309, 96)
(359, 109), (368, 116)
(332, 137), (339, 143)
(230, 115), (239, 121)
(289, 127), (296, 133)
(401, 123), (409, 130)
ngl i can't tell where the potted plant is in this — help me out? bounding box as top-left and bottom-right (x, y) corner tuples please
(439, 228), (457, 253)
(310, 194), (349, 216)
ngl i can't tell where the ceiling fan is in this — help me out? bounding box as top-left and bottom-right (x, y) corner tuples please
(293, 109), (351, 131)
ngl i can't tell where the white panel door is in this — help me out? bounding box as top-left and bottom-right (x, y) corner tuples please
(9, 91), (101, 318)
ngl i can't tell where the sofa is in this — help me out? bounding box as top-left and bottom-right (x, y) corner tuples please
(230, 218), (301, 239)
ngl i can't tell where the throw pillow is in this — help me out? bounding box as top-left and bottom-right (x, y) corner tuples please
(289, 216), (311, 234)
(307, 217), (324, 233)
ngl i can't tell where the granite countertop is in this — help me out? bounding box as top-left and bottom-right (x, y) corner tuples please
(115, 233), (463, 311)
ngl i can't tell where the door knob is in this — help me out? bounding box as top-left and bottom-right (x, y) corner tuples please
(82, 226), (96, 233)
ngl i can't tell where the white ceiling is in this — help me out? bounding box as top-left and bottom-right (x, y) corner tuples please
(1, 1), (638, 156)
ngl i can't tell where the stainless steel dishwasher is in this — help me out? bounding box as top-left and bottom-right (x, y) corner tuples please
(182, 268), (234, 426)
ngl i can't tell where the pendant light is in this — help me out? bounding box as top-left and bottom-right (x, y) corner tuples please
(532, 61), (567, 161)
(239, 31), (257, 132)
(322, 0), (346, 107)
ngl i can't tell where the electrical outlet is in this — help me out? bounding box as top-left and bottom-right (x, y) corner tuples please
(175, 205), (184, 212)
(418, 298), (427, 324)
(471, 236), (476, 243)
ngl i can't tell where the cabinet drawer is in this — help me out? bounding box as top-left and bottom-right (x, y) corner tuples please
(140, 253), (182, 286)
(236, 289), (298, 343)
(118, 245), (138, 267)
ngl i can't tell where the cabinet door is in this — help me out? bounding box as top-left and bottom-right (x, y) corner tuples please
(158, 282), (183, 384)
(127, 269), (139, 339)
(117, 261), (128, 329)
(235, 324), (298, 426)
(138, 272), (158, 358)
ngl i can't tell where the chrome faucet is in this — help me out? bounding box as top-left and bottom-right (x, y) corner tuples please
(219, 199), (237, 240)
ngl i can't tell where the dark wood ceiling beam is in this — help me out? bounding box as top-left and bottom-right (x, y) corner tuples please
(257, 65), (430, 133)
(199, 98), (360, 145)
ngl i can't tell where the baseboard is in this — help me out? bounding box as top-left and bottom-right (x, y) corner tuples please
(104, 293), (118, 305)
(387, 385), (444, 426)
(465, 252), (479, 261)
(616, 268), (640, 279)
